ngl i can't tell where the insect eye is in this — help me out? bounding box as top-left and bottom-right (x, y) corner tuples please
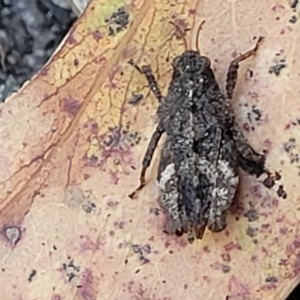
(200, 57), (211, 69)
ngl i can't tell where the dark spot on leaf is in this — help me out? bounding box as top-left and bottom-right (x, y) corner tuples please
(128, 93), (143, 105)
(269, 58), (286, 76)
(92, 30), (103, 42)
(290, 0), (299, 9)
(277, 185), (287, 199)
(91, 122), (99, 134)
(40, 67), (49, 76)
(289, 15), (298, 23)
(266, 275), (278, 283)
(222, 265), (230, 273)
(28, 269), (36, 282)
(68, 35), (77, 44)
(246, 226), (258, 237)
(62, 97), (81, 116)
(244, 204), (259, 222)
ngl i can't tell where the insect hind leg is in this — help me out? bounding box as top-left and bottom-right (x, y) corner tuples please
(231, 122), (284, 194)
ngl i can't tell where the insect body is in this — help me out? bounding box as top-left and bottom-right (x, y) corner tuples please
(129, 22), (280, 240)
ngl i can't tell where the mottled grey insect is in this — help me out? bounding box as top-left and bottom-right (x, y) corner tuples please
(129, 21), (285, 241)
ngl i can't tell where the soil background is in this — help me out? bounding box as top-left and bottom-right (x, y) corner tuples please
(0, 0), (75, 102)
(0, 0), (298, 299)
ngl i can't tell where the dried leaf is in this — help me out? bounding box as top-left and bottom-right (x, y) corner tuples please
(0, 0), (299, 299)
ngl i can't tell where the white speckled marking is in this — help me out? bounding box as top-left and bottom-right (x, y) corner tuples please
(157, 163), (182, 229)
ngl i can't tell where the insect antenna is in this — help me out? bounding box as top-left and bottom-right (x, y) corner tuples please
(195, 20), (206, 54)
(169, 21), (188, 50)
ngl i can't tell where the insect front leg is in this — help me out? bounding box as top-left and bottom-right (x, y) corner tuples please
(128, 59), (164, 103)
(226, 36), (264, 99)
(235, 132), (265, 176)
(129, 122), (165, 199)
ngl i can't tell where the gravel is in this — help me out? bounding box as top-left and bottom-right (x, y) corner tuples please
(0, 0), (76, 102)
